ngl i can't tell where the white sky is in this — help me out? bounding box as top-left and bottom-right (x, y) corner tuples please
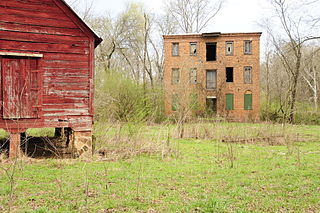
(79, 0), (271, 33)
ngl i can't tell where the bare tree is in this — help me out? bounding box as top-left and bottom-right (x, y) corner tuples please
(164, 0), (224, 33)
(263, 0), (320, 123)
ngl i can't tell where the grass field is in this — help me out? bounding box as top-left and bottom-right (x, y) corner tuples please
(0, 122), (319, 212)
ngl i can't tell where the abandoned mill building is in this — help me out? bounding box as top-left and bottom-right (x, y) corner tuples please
(163, 32), (262, 121)
(0, 0), (102, 158)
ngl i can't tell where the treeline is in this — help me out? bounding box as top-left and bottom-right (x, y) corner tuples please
(68, 0), (320, 124)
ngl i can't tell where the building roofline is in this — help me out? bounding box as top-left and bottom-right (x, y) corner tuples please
(163, 32), (262, 39)
(54, 0), (103, 47)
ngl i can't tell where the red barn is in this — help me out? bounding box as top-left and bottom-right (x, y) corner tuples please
(0, 0), (102, 158)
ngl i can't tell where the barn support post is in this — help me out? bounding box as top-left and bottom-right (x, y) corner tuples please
(7, 129), (27, 158)
(70, 129), (93, 158)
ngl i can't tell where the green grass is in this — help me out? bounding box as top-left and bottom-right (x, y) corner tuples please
(0, 122), (320, 212)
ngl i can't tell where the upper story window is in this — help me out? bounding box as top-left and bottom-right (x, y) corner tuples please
(226, 41), (234, 55)
(244, 66), (252, 84)
(244, 40), (252, 55)
(172, 43), (179, 56)
(190, 42), (197, 56)
(226, 67), (234, 82)
(172, 68), (180, 84)
(206, 43), (217, 61)
(206, 70), (217, 89)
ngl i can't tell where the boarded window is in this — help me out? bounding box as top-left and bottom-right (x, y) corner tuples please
(226, 41), (234, 55)
(244, 66), (252, 84)
(172, 68), (180, 84)
(226, 67), (233, 82)
(190, 42), (197, 55)
(206, 43), (217, 61)
(226, 94), (234, 110)
(172, 43), (179, 56)
(206, 70), (217, 89)
(244, 40), (252, 54)
(172, 94), (179, 111)
(190, 68), (197, 84)
(244, 93), (253, 110)
(1, 57), (42, 119)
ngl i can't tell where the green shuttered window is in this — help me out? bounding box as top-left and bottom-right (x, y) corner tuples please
(172, 94), (179, 111)
(244, 94), (252, 110)
(226, 94), (234, 110)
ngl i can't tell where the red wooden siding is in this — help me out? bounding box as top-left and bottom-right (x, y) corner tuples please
(0, 0), (100, 131)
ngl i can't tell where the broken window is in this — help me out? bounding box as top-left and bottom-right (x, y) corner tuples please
(226, 67), (234, 82)
(244, 92), (253, 110)
(226, 41), (234, 55)
(244, 66), (252, 84)
(206, 70), (217, 89)
(206, 43), (217, 61)
(190, 68), (197, 84)
(244, 40), (252, 54)
(190, 42), (197, 56)
(226, 94), (234, 110)
(171, 68), (180, 84)
(172, 94), (179, 111)
(172, 43), (179, 56)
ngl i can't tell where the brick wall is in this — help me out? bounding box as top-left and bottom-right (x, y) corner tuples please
(163, 32), (262, 121)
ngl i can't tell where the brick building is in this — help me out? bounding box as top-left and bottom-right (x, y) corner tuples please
(163, 32), (262, 121)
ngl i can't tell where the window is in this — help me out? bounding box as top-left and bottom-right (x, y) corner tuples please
(190, 68), (197, 84)
(189, 93), (199, 110)
(172, 94), (179, 111)
(226, 67), (233, 82)
(226, 41), (234, 55)
(244, 66), (252, 84)
(206, 70), (217, 89)
(244, 93), (253, 110)
(172, 68), (180, 84)
(190, 42), (197, 56)
(206, 98), (217, 114)
(226, 94), (234, 110)
(206, 43), (217, 61)
(244, 40), (252, 54)
(172, 43), (179, 56)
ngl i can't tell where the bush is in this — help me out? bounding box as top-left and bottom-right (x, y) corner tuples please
(94, 70), (165, 123)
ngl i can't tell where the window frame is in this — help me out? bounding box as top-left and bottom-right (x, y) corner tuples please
(171, 68), (180, 85)
(226, 94), (234, 110)
(244, 40), (252, 55)
(190, 42), (198, 56)
(206, 70), (217, 90)
(172, 43), (179, 56)
(244, 66), (252, 84)
(244, 93), (253, 110)
(226, 41), (234, 56)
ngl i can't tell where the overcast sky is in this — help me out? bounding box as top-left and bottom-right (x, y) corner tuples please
(74, 0), (271, 33)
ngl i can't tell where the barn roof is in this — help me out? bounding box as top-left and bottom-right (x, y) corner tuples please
(54, 0), (103, 47)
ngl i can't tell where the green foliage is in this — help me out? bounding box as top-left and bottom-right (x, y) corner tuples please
(95, 70), (165, 123)
(261, 98), (320, 125)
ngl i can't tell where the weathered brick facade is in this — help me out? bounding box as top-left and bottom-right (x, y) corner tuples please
(163, 32), (262, 121)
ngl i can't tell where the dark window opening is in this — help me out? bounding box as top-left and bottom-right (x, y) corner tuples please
(226, 67), (234, 82)
(206, 43), (217, 61)
(206, 98), (217, 114)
